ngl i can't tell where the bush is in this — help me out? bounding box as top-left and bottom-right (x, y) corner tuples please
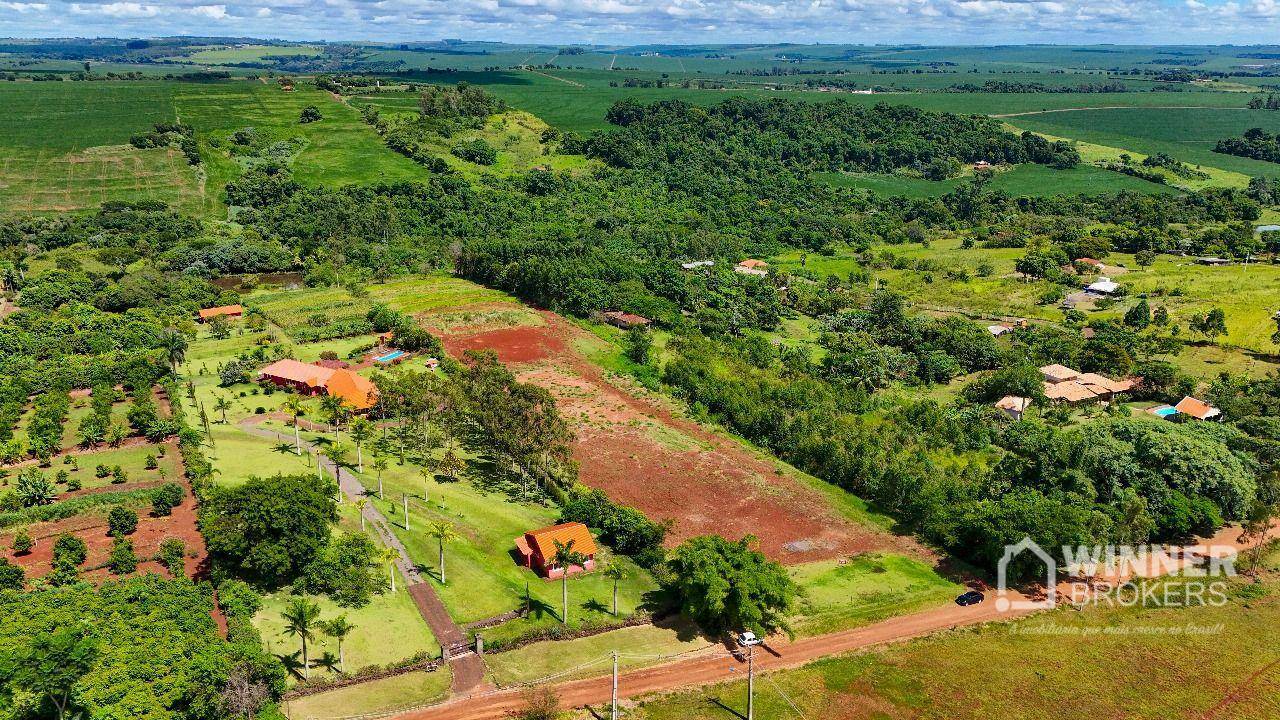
(158, 537), (186, 577)
(145, 454), (159, 470)
(95, 464), (110, 478)
(66, 475), (82, 491)
(451, 138), (498, 165)
(11, 529), (32, 554)
(217, 578), (263, 618)
(111, 466), (127, 484)
(560, 487), (668, 567)
(108, 538), (138, 575)
(107, 506), (139, 537)
(0, 557), (24, 590)
(53, 533), (88, 566)
(151, 482), (185, 517)
(299, 105), (323, 123)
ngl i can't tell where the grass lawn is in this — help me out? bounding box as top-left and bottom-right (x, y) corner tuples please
(255, 587), (439, 684)
(631, 574), (1280, 720)
(280, 669), (452, 720)
(789, 554), (964, 637)
(485, 618), (714, 687)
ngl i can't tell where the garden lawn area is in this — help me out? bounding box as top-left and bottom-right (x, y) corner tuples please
(254, 587), (439, 684)
(788, 554), (963, 637)
(281, 669), (452, 720)
(484, 619), (714, 687)
(51, 442), (181, 491)
(631, 575), (1280, 720)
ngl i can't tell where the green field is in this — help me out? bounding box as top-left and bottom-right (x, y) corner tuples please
(280, 669), (451, 720)
(632, 575), (1280, 720)
(789, 554), (963, 637)
(174, 45), (323, 65)
(1012, 106), (1280, 178)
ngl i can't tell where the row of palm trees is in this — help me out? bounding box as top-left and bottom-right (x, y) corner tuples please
(280, 598), (356, 681)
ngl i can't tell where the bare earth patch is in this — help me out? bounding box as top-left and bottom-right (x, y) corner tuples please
(438, 310), (916, 564)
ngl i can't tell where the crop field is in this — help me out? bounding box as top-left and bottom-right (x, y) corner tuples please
(173, 44), (323, 64)
(819, 163), (1177, 199)
(631, 575), (1280, 720)
(1011, 106), (1280, 178)
(248, 274), (517, 337)
(280, 669), (452, 720)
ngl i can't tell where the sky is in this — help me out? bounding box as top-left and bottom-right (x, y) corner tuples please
(2, 0), (1280, 46)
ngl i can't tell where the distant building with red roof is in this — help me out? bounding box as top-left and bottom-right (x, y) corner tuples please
(514, 522), (597, 579)
(1174, 396), (1222, 421)
(198, 304), (243, 322)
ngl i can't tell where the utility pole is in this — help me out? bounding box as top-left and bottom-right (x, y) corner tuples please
(747, 644), (754, 720)
(611, 650), (619, 720)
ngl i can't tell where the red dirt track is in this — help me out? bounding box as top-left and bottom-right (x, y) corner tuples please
(435, 310), (918, 564)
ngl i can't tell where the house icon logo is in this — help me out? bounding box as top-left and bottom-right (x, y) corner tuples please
(996, 537), (1058, 612)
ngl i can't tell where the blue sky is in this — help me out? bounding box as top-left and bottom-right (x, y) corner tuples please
(1, 0), (1279, 45)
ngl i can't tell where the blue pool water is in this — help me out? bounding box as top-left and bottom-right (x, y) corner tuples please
(1153, 406), (1178, 418)
(375, 349), (407, 363)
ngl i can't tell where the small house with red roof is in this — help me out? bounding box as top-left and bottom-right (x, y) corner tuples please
(258, 359), (380, 411)
(514, 522), (597, 579)
(198, 304), (243, 322)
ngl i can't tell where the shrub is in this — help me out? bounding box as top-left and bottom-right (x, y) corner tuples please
(108, 538), (138, 575)
(66, 475), (82, 491)
(95, 464), (110, 478)
(0, 557), (23, 590)
(11, 529), (32, 554)
(145, 454), (159, 470)
(107, 506), (139, 537)
(151, 482), (185, 517)
(111, 466), (127, 484)
(217, 578), (263, 618)
(53, 533), (88, 566)
(158, 537), (186, 577)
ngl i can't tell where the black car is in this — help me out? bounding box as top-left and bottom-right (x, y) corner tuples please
(955, 590), (985, 606)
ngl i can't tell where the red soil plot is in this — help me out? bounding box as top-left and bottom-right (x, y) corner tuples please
(433, 311), (920, 565)
(441, 324), (567, 365)
(0, 480), (209, 583)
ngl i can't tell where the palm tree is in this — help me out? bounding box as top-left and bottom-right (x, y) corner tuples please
(319, 395), (345, 438)
(354, 498), (369, 531)
(282, 396), (306, 455)
(551, 540), (588, 625)
(604, 564), (628, 616)
(372, 456), (388, 499)
(349, 417), (373, 473)
(213, 395), (233, 424)
(281, 597), (321, 681)
(323, 442), (351, 478)
(427, 521), (459, 584)
(380, 546), (400, 593)
(159, 328), (188, 375)
(320, 615), (356, 674)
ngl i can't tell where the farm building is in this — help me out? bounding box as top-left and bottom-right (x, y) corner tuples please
(1039, 365), (1134, 404)
(735, 259), (770, 277)
(1174, 396), (1222, 421)
(973, 160), (992, 170)
(1076, 257), (1102, 268)
(681, 260), (715, 270)
(995, 395), (1031, 420)
(198, 304), (243, 322)
(514, 522), (597, 579)
(1085, 277), (1119, 295)
(602, 311), (652, 329)
(986, 324), (1014, 337)
(258, 359), (380, 410)
(1196, 257), (1232, 266)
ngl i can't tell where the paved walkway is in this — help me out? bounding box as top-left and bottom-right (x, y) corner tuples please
(239, 417), (489, 693)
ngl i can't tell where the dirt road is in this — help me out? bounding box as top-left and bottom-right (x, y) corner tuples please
(397, 592), (1034, 720)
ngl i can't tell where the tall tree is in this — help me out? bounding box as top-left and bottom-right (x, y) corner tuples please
(603, 564), (628, 616)
(380, 547), (400, 593)
(427, 521), (459, 584)
(349, 417), (373, 473)
(320, 615), (356, 674)
(6, 628), (98, 720)
(282, 395), (306, 455)
(550, 540), (588, 624)
(281, 597), (321, 681)
(159, 328), (188, 375)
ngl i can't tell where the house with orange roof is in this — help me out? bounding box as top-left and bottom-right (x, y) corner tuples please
(1174, 396), (1222, 421)
(514, 522), (597, 579)
(734, 259), (770, 277)
(258, 359), (380, 410)
(198, 304), (243, 322)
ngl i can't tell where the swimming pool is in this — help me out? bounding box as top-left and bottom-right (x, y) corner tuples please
(375, 349), (407, 363)
(1152, 406), (1178, 418)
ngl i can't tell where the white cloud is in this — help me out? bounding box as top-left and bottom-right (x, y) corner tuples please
(189, 4), (227, 19)
(0, 2), (48, 11)
(69, 2), (159, 17)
